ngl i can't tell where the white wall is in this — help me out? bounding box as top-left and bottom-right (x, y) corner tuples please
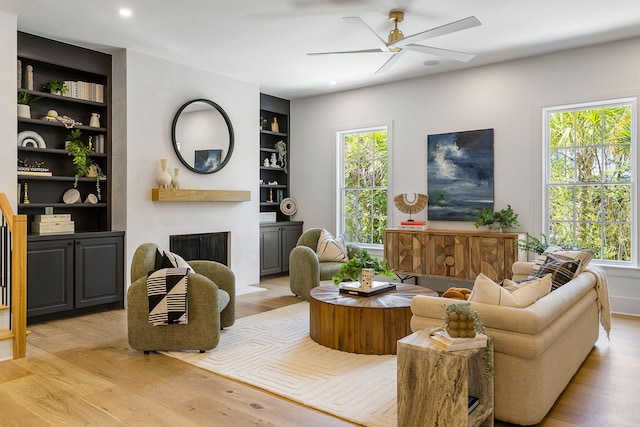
(0, 12), (17, 209)
(291, 37), (640, 315)
(125, 50), (260, 294)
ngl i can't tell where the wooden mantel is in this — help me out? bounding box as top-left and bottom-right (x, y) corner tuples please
(151, 188), (251, 202)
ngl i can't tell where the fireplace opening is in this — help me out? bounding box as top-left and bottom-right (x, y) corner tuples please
(170, 232), (229, 266)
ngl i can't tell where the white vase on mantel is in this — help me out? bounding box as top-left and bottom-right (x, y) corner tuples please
(172, 168), (181, 189)
(157, 159), (172, 189)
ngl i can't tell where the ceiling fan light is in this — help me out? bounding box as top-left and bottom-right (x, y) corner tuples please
(388, 28), (404, 44)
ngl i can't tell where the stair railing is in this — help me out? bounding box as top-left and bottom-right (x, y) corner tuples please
(0, 193), (27, 359)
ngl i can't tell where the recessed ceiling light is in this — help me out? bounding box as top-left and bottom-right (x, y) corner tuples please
(329, 81), (337, 86)
(119, 9), (132, 17)
(424, 60), (440, 66)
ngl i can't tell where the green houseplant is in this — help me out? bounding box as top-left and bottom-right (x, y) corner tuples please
(42, 80), (68, 95)
(66, 129), (105, 199)
(474, 205), (519, 231)
(17, 92), (39, 118)
(332, 249), (395, 286)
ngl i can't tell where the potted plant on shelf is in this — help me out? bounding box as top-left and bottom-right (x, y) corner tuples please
(42, 80), (68, 95)
(332, 249), (395, 286)
(474, 204), (519, 232)
(66, 129), (106, 200)
(17, 92), (39, 118)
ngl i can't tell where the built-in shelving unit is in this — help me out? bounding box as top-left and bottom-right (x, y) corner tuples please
(18, 32), (123, 323)
(259, 94), (302, 276)
(260, 94), (291, 221)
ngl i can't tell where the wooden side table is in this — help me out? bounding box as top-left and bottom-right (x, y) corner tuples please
(397, 328), (494, 427)
(309, 283), (437, 355)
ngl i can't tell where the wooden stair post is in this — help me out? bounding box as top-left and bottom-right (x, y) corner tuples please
(0, 193), (28, 359)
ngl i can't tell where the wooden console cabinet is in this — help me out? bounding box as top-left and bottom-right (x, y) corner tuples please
(384, 229), (526, 282)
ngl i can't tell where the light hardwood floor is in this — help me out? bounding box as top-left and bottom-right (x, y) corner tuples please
(0, 276), (638, 426)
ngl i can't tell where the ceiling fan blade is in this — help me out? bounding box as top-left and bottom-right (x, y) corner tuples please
(391, 16), (481, 48)
(343, 16), (391, 52)
(404, 44), (476, 62)
(307, 48), (384, 55)
(375, 51), (406, 74)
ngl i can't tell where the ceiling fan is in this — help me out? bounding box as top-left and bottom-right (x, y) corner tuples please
(307, 10), (481, 74)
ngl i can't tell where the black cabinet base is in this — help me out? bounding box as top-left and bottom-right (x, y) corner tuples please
(28, 303), (123, 325)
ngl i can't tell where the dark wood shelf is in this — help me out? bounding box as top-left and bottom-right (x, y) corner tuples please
(260, 166), (287, 172)
(19, 203), (107, 209)
(18, 117), (106, 132)
(18, 146), (106, 157)
(260, 129), (288, 137)
(260, 147), (278, 153)
(17, 175), (107, 183)
(17, 88), (106, 107)
(261, 184), (287, 189)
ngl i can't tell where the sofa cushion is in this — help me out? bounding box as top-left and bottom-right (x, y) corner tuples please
(469, 273), (541, 308)
(533, 253), (580, 291)
(316, 229), (349, 262)
(528, 245), (563, 277)
(504, 274), (552, 300)
(553, 249), (593, 276)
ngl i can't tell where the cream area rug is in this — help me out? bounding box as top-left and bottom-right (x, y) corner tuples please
(164, 302), (397, 426)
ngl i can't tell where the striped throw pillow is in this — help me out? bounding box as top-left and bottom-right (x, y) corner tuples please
(316, 229), (349, 262)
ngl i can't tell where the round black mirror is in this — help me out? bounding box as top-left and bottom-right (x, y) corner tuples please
(171, 99), (235, 174)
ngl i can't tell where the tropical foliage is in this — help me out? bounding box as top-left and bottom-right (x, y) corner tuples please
(341, 129), (388, 245)
(332, 249), (394, 285)
(547, 103), (633, 261)
(474, 205), (519, 231)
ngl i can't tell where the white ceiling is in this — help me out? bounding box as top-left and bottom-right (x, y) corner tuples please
(3, 0), (640, 99)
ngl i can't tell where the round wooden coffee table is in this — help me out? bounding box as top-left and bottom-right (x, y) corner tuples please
(309, 283), (438, 355)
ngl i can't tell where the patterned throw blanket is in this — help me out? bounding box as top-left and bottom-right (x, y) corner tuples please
(147, 267), (189, 326)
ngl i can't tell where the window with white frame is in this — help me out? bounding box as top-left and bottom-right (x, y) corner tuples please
(337, 126), (389, 246)
(543, 98), (637, 264)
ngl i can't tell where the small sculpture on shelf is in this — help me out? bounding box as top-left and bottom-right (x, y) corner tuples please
(271, 117), (279, 133)
(270, 153), (279, 168)
(22, 183), (30, 204)
(263, 158), (270, 167)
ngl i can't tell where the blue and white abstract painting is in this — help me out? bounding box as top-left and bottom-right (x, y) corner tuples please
(427, 128), (494, 221)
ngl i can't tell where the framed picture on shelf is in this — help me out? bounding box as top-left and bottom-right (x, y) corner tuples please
(194, 149), (222, 173)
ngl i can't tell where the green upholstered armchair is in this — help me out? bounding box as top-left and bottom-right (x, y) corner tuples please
(127, 243), (235, 353)
(289, 228), (361, 300)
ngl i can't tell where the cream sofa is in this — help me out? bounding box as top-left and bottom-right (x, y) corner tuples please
(410, 261), (600, 426)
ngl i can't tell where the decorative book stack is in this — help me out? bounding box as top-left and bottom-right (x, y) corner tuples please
(399, 220), (427, 230)
(18, 166), (52, 176)
(429, 330), (488, 351)
(31, 214), (74, 235)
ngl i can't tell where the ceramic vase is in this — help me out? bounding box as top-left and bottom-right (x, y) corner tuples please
(89, 113), (101, 128)
(157, 159), (172, 189)
(172, 168), (181, 189)
(359, 268), (375, 290)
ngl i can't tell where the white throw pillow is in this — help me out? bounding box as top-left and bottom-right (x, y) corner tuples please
(469, 273), (541, 308)
(502, 274), (552, 300)
(316, 229), (349, 262)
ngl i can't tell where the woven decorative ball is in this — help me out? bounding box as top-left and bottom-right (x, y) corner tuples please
(446, 312), (476, 338)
